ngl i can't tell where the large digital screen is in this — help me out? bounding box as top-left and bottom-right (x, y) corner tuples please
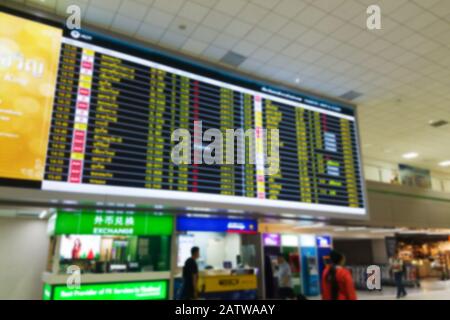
(0, 7), (367, 217)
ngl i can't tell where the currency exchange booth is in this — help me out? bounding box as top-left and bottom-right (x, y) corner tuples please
(174, 216), (261, 300)
(43, 210), (173, 300)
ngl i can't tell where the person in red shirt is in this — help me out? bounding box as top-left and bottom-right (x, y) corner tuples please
(322, 250), (357, 300)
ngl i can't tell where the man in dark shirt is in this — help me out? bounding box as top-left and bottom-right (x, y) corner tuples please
(181, 246), (200, 300)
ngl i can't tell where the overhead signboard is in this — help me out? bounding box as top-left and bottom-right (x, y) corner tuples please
(54, 210), (173, 236)
(176, 216), (258, 234)
(0, 7), (367, 218)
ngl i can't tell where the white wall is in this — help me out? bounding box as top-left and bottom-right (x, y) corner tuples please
(0, 217), (49, 300)
(224, 233), (241, 267)
(367, 180), (450, 228)
(186, 232), (242, 269)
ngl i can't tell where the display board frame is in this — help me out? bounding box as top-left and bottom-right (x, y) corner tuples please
(0, 4), (369, 220)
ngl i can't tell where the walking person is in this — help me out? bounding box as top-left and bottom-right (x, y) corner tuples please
(390, 251), (407, 299)
(321, 250), (357, 300)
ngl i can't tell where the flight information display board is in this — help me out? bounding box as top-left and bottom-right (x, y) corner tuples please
(44, 39), (256, 198)
(0, 8), (367, 216)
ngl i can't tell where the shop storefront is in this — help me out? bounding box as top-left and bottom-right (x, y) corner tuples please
(174, 216), (260, 300)
(395, 234), (450, 281)
(43, 210), (174, 300)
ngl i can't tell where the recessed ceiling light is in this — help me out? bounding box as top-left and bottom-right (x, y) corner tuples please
(402, 152), (418, 159)
(439, 161), (450, 167)
(295, 77), (301, 84)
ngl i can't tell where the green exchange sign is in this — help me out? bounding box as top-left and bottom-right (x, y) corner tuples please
(54, 210), (173, 236)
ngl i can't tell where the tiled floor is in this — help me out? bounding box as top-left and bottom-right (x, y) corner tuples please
(357, 279), (450, 300)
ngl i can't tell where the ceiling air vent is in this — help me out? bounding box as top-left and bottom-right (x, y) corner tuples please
(220, 51), (247, 67)
(339, 90), (363, 101)
(429, 120), (448, 128)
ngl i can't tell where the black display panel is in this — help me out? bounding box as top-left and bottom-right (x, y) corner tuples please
(0, 6), (367, 216)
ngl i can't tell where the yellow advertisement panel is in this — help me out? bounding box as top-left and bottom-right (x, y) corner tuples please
(0, 12), (62, 181)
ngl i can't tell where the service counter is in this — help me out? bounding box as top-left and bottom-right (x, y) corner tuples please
(198, 272), (258, 300)
(174, 216), (262, 299)
(174, 270), (258, 300)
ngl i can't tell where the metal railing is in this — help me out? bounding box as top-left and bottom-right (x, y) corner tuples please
(364, 164), (450, 193)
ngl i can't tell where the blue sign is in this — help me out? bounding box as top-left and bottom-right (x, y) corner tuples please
(177, 217), (258, 234)
(316, 235), (332, 248)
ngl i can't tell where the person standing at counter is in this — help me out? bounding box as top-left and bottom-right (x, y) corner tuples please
(275, 254), (294, 299)
(181, 247), (200, 300)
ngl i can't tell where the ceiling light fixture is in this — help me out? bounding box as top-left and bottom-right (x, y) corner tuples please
(293, 223), (325, 229)
(295, 77), (301, 84)
(402, 152), (418, 159)
(439, 161), (450, 167)
(347, 227), (367, 231)
(39, 210), (48, 219)
(369, 228), (397, 234)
